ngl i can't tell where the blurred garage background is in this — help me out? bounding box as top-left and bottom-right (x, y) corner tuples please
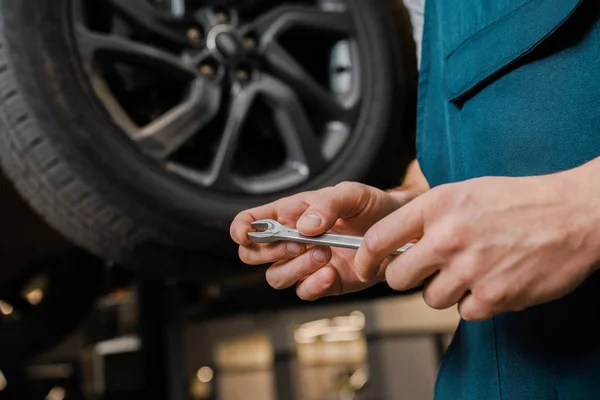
(26, 277), (459, 400)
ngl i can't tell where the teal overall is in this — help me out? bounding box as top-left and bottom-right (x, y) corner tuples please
(417, 0), (600, 398)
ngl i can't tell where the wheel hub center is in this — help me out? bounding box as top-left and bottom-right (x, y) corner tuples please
(206, 25), (244, 63)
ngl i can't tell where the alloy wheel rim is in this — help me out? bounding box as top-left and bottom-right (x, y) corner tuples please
(71, 0), (365, 195)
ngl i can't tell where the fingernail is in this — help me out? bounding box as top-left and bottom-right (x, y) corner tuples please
(312, 248), (328, 264)
(299, 213), (322, 229)
(286, 242), (303, 256)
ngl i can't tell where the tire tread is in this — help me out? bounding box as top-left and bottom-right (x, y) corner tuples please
(0, 40), (151, 264)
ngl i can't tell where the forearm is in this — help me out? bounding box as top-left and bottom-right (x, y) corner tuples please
(387, 159), (430, 203)
(564, 157), (600, 262)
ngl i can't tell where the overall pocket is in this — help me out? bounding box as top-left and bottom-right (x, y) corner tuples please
(437, 0), (600, 180)
(443, 0), (584, 105)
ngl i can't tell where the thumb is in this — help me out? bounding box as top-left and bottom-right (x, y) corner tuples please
(297, 183), (373, 236)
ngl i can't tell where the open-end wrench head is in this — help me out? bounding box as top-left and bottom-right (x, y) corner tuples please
(248, 219), (282, 243)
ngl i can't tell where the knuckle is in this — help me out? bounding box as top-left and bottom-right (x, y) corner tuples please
(314, 186), (335, 201)
(296, 286), (317, 302)
(453, 254), (483, 283)
(335, 181), (362, 194)
(432, 218), (469, 256)
(431, 234), (460, 257)
(454, 265), (476, 285)
(431, 236), (459, 257)
(423, 289), (447, 310)
(229, 223), (239, 242)
(296, 290), (309, 301)
(306, 187), (336, 214)
(334, 181), (373, 216)
(385, 269), (412, 292)
(277, 192), (311, 215)
(237, 246), (249, 262)
(322, 189), (339, 210)
(446, 217), (471, 243)
(265, 269), (286, 290)
(233, 210), (247, 222)
(230, 214), (249, 240)
(363, 230), (384, 255)
(238, 246), (259, 265)
(510, 302), (527, 313)
(476, 284), (509, 307)
(387, 279), (411, 292)
(460, 306), (491, 322)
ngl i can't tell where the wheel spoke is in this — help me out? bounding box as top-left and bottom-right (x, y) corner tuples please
(135, 79), (222, 159)
(259, 75), (327, 174)
(105, 0), (188, 46)
(247, 4), (355, 38)
(75, 26), (198, 80)
(264, 43), (349, 122)
(209, 86), (257, 188)
(166, 0), (186, 17)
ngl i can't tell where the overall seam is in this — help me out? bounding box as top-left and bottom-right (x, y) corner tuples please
(492, 317), (504, 400)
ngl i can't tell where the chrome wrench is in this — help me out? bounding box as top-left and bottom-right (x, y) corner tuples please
(248, 219), (414, 256)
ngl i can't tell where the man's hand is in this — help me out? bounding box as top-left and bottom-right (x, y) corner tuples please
(230, 182), (418, 300)
(354, 166), (600, 321)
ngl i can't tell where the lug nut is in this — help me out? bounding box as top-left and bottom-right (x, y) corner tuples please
(200, 63), (216, 77)
(244, 36), (257, 50)
(236, 68), (251, 82)
(187, 27), (203, 42)
(215, 9), (230, 23)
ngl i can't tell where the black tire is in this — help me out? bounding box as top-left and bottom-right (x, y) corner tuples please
(0, 0), (417, 278)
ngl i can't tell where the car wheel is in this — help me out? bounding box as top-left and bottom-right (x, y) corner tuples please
(0, 0), (416, 277)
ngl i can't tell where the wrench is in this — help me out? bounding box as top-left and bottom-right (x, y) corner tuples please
(248, 219), (414, 256)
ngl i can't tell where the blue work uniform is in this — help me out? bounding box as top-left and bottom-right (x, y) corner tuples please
(417, 0), (600, 398)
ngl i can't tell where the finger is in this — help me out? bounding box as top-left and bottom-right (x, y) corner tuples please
(231, 207), (277, 246)
(297, 182), (373, 236)
(296, 266), (342, 301)
(422, 271), (469, 310)
(384, 239), (441, 291)
(355, 197), (427, 282)
(231, 194), (312, 245)
(266, 246), (332, 290)
(238, 242), (306, 266)
(296, 252), (388, 301)
(457, 293), (497, 322)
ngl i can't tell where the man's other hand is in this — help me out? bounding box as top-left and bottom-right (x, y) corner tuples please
(354, 169), (600, 321)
